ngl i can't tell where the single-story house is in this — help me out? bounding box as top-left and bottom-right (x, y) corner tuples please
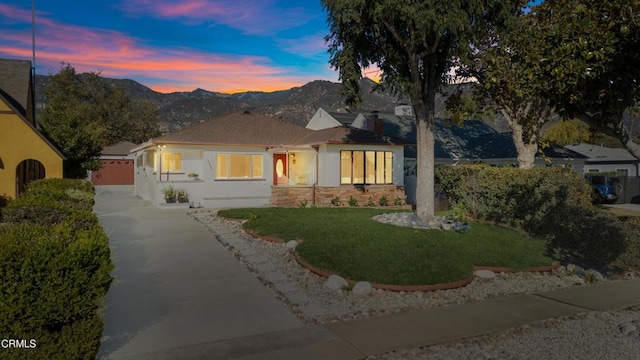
(565, 143), (639, 177)
(132, 111), (409, 208)
(91, 141), (138, 185)
(0, 58), (64, 198)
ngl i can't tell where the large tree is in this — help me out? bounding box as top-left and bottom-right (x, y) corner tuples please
(531, 0), (640, 157)
(453, 4), (555, 169)
(40, 64), (159, 178)
(322, 0), (520, 221)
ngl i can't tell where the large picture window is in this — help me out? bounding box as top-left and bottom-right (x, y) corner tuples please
(216, 153), (263, 179)
(340, 150), (393, 184)
(161, 153), (182, 172)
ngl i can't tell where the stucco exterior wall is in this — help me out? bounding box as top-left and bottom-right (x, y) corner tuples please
(0, 101), (63, 198)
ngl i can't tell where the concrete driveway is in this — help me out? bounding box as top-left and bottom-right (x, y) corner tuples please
(95, 186), (304, 359)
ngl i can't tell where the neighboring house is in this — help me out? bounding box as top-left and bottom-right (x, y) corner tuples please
(132, 111), (408, 208)
(307, 108), (366, 130)
(91, 141), (138, 185)
(565, 143), (639, 178)
(310, 105), (587, 171)
(0, 59), (64, 198)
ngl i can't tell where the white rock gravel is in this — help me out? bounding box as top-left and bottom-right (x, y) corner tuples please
(190, 210), (639, 359)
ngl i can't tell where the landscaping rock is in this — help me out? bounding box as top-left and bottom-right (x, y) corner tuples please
(566, 264), (585, 276)
(371, 212), (470, 231)
(620, 323), (637, 336)
(585, 269), (604, 281)
(325, 275), (348, 291)
(475, 270), (496, 279)
(352, 281), (373, 295)
(285, 240), (298, 250)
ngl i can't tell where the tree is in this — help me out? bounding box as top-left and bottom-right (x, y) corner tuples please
(452, 5), (556, 169)
(531, 0), (640, 157)
(40, 63), (159, 178)
(543, 119), (595, 146)
(322, 0), (521, 221)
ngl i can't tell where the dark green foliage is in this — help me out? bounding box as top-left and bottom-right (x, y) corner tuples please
(0, 179), (112, 359)
(40, 63), (158, 178)
(614, 217), (640, 271)
(436, 165), (592, 232)
(436, 165), (638, 267)
(0, 193), (11, 221)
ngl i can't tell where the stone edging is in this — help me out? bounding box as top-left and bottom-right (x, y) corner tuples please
(473, 263), (560, 273)
(243, 229), (284, 243)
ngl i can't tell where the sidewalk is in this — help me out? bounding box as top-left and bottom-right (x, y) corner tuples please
(324, 279), (640, 358)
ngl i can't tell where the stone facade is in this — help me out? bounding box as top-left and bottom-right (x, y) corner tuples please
(271, 185), (406, 207)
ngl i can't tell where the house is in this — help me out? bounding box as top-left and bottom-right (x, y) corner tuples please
(132, 111), (408, 208)
(565, 143), (639, 177)
(307, 108), (366, 130)
(91, 141), (138, 185)
(309, 106), (587, 171)
(0, 59), (64, 198)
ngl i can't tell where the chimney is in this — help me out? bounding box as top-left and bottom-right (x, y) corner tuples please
(368, 111), (383, 136)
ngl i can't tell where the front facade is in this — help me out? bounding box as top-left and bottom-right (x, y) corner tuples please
(133, 111), (407, 208)
(0, 59), (64, 199)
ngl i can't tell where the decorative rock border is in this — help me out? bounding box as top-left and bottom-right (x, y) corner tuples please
(230, 216), (561, 292)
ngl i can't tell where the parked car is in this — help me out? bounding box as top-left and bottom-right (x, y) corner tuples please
(585, 175), (624, 202)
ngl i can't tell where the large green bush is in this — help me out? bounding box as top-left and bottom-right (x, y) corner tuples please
(436, 165), (634, 266)
(436, 165), (592, 233)
(0, 179), (112, 359)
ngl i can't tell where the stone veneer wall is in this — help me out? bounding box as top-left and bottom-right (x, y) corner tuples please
(271, 185), (406, 207)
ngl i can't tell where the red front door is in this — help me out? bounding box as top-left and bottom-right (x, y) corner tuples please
(273, 154), (287, 185)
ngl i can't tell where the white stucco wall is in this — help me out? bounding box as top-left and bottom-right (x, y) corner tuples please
(317, 144), (405, 187)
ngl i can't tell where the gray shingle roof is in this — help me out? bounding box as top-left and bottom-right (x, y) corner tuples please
(102, 141), (139, 156)
(565, 144), (637, 162)
(294, 125), (413, 146)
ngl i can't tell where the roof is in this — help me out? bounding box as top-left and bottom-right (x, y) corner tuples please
(102, 141), (138, 156)
(294, 125), (413, 146)
(0, 59), (32, 116)
(327, 111), (361, 125)
(565, 143), (638, 162)
(152, 110), (315, 146)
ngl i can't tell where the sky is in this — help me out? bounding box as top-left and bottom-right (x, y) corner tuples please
(0, 0), (342, 93)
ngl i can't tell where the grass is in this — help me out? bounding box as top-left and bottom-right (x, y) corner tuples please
(219, 207), (554, 286)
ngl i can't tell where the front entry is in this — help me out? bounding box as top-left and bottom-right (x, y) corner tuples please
(273, 154), (288, 185)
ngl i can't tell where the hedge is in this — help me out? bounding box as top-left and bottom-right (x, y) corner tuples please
(0, 179), (112, 359)
(436, 165), (636, 267)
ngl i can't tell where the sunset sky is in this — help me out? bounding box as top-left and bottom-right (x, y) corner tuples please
(0, 0), (344, 93)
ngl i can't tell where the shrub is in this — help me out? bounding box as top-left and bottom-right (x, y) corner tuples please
(0, 193), (11, 221)
(436, 165), (592, 233)
(366, 196), (375, 207)
(331, 196), (341, 206)
(0, 223), (113, 360)
(614, 217), (640, 271)
(348, 196), (358, 207)
(394, 196), (404, 206)
(379, 195), (389, 206)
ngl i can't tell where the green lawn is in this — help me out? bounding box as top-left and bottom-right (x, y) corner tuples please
(218, 207), (554, 286)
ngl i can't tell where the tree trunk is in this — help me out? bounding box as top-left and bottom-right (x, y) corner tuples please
(413, 96), (436, 222)
(576, 113), (640, 159)
(511, 123), (537, 169)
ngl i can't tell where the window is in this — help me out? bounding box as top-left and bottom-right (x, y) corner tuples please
(216, 153), (263, 179)
(617, 169), (629, 177)
(161, 153), (182, 172)
(340, 150), (393, 184)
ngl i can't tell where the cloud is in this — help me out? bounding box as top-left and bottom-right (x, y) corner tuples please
(0, 4), (328, 93)
(116, 0), (316, 35)
(278, 32), (328, 58)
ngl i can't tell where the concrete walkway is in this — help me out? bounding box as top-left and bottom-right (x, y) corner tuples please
(96, 186), (640, 359)
(96, 186), (314, 359)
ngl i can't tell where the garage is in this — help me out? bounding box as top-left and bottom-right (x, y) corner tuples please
(92, 141), (137, 185)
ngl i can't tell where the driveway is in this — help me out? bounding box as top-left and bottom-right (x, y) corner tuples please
(95, 186), (304, 359)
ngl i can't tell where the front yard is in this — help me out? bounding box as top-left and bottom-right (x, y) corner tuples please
(218, 208), (554, 286)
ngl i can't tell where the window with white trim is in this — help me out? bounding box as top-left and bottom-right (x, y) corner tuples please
(216, 153), (263, 179)
(161, 153), (182, 172)
(340, 150), (393, 184)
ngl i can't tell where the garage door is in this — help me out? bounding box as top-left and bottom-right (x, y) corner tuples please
(92, 160), (134, 185)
